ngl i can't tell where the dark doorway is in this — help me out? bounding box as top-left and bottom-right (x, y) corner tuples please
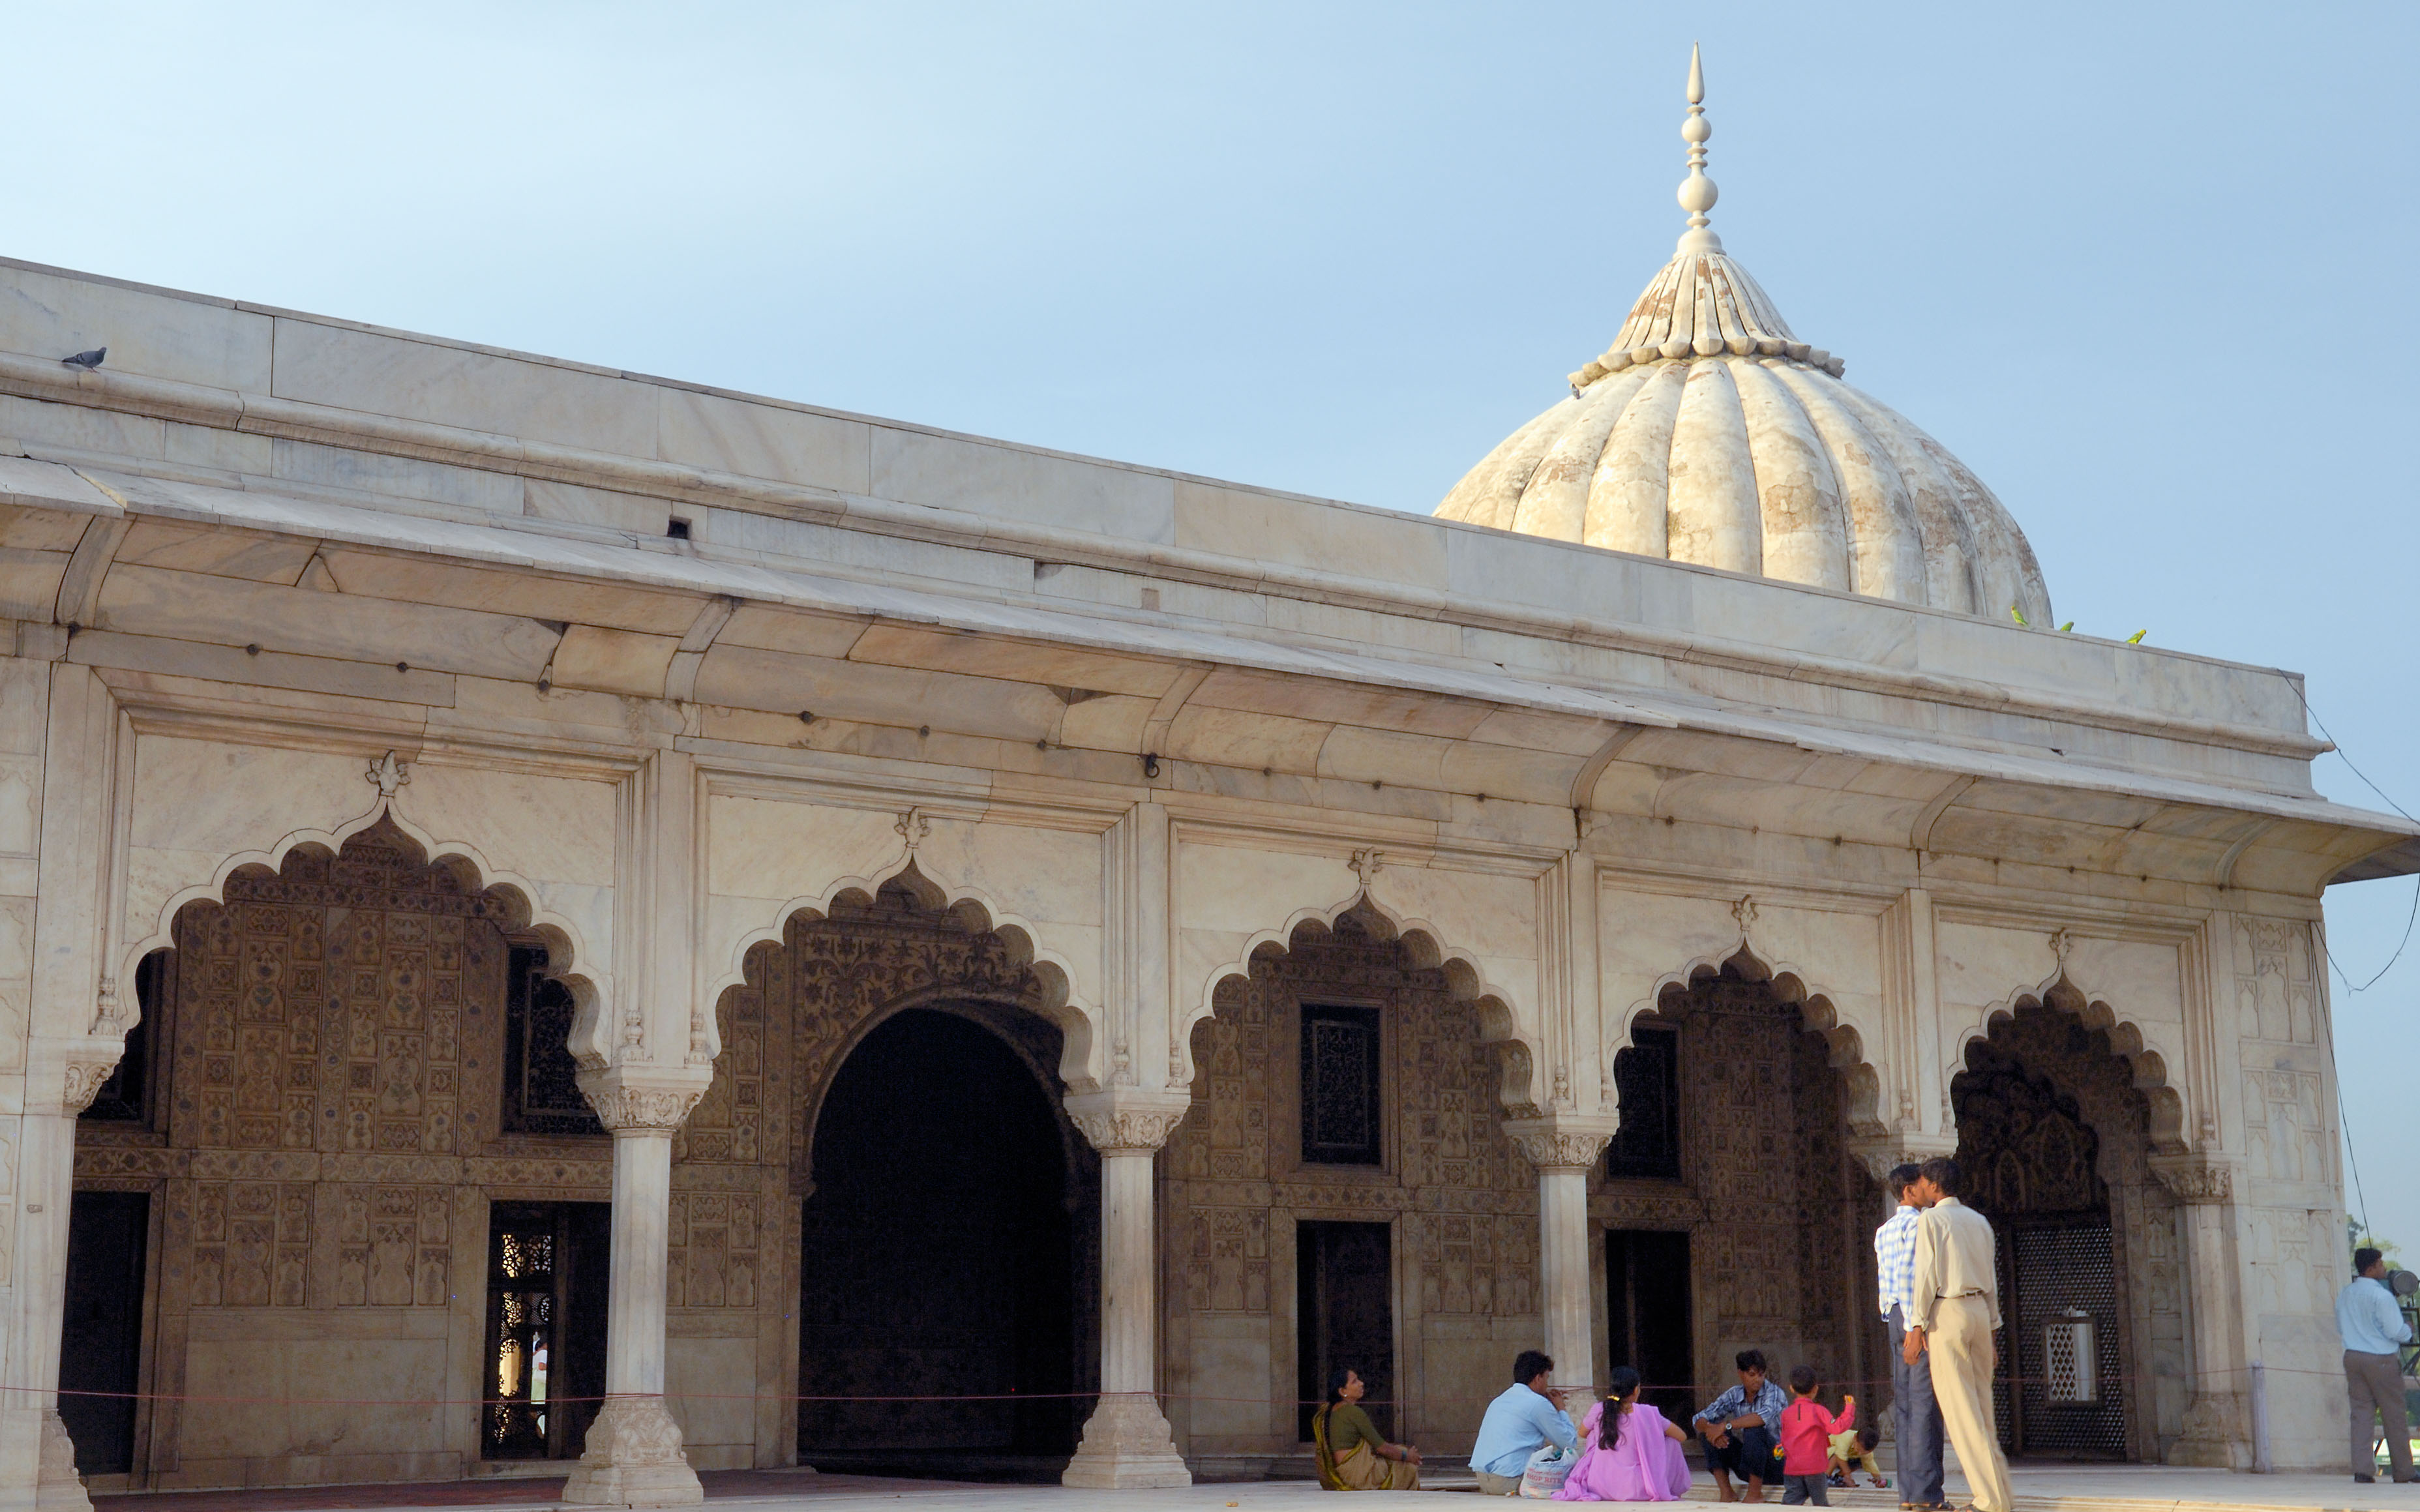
(1606, 1229), (1695, 1427)
(1295, 1220), (1395, 1442)
(481, 1201), (610, 1460)
(1952, 1041), (2129, 1458)
(61, 1191), (150, 1475)
(799, 1008), (1077, 1468)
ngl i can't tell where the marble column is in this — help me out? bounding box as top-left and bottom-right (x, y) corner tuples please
(1062, 1090), (1194, 1490)
(2152, 1159), (2250, 1469)
(562, 1078), (708, 1508)
(1, 1054), (119, 1512)
(1504, 1117), (1617, 1416)
(5, 663), (127, 1512)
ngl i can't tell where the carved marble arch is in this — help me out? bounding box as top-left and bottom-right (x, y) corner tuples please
(713, 860), (1101, 1097)
(1180, 897), (1537, 1114)
(716, 861), (1098, 1098)
(119, 803), (603, 1060)
(1630, 945), (1887, 1138)
(1956, 975), (2186, 1156)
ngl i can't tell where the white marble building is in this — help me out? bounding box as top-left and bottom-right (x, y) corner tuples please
(0, 59), (2400, 1510)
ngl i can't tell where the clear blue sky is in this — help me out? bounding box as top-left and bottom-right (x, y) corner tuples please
(18, 5), (2415, 1253)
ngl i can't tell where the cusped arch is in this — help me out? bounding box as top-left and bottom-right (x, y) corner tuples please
(1178, 891), (1541, 1114)
(785, 986), (1095, 1192)
(121, 805), (606, 1054)
(1954, 972), (2186, 1154)
(708, 857), (1102, 1094)
(1626, 943), (1887, 1138)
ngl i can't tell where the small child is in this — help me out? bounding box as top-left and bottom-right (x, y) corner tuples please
(1827, 1425), (1886, 1490)
(1775, 1364), (1855, 1507)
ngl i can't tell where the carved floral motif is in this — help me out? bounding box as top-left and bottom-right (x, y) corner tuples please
(61, 1054), (120, 1115)
(1502, 1124), (1615, 1171)
(1068, 1101), (1191, 1155)
(582, 1084), (707, 1133)
(2149, 1160), (2233, 1205)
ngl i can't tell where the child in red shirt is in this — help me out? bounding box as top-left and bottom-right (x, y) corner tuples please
(1776, 1365), (1855, 1506)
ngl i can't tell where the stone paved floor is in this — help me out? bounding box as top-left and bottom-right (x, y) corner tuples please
(85, 1462), (2420, 1512)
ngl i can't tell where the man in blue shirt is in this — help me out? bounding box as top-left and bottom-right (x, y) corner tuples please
(1694, 1348), (1789, 1502)
(1469, 1349), (1577, 1495)
(1876, 1163), (1943, 1509)
(2337, 1246), (2415, 1483)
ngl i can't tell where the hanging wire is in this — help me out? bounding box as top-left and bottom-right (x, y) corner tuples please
(2291, 683), (2405, 1253)
(2293, 685), (2420, 992)
(2339, 1075), (2374, 1241)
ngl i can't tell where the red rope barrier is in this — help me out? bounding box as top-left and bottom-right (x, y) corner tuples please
(3, 1364), (2352, 1411)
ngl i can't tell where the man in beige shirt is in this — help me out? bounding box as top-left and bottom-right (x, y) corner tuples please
(1902, 1157), (2012, 1512)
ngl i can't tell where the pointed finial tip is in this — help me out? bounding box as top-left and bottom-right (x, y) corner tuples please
(1687, 42), (1704, 105)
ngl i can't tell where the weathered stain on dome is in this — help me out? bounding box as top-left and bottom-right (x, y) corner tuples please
(1437, 48), (2052, 627)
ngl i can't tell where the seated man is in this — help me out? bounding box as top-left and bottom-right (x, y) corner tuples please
(1469, 1349), (1577, 1495)
(1692, 1349), (1788, 1503)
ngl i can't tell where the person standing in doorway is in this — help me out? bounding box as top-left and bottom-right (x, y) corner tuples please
(2337, 1246), (2415, 1483)
(1902, 1157), (2012, 1512)
(1877, 1163), (1946, 1510)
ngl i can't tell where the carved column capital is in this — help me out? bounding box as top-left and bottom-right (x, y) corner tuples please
(578, 1068), (710, 1133)
(1502, 1115), (1618, 1172)
(2149, 1157), (2236, 1205)
(1064, 1090), (1193, 1155)
(59, 1038), (127, 1116)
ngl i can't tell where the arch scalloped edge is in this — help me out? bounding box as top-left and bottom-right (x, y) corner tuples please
(1621, 940), (1887, 1138)
(1951, 970), (2188, 1155)
(1173, 889), (1543, 1113)
(706, 852), (1103, 1094)
(117, 802), (610, 1060)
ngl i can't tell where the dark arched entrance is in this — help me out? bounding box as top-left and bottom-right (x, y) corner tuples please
(1952, 1005), (2143, 1460)
(798, 1007), (1079, 1474)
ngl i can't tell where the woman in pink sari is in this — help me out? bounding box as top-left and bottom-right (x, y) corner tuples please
(1555, 1367), (1694, 1502)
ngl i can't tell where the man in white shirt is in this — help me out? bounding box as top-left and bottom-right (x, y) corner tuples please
(1902, 1157), (2011, 1512)
(1876, 1163), (1943, 1509)
(2337, 1245), (2416, 1483)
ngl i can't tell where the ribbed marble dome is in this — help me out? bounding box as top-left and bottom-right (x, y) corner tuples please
(1437, 52), (2052, 625)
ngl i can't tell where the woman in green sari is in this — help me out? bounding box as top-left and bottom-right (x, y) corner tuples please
(1312, 1367), (1422, 1490)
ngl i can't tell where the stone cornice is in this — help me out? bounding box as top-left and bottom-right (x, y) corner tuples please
(0, 348), (2335, 767)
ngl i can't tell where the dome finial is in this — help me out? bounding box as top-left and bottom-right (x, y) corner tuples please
(1677, 42), (1722, 254)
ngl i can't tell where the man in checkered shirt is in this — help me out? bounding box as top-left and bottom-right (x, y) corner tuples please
(1877, 1164), (1945, 1509)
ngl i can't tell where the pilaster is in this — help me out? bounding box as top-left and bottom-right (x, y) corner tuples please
(2, 664), (125, 1512)
(2149, 1157), (2250, 1470)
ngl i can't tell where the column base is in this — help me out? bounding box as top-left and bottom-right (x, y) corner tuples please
(2166, 1393), (2250, 1469)
(0, 1408), (95, 1512)
(36, 1410), (91, 1512)
(1061, 1393), (1191, 1489)
(560, 1397), (703, 1507)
